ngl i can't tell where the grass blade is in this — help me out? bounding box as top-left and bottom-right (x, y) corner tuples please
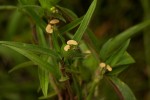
(73, 0), (97, 42)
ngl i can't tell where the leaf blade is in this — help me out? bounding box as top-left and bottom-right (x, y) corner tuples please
(9, 61), (34, 73)
(0, 41), (59, 58)
(100, 20), (150, 60)
(107, 76), (136, 100)
(2, 44), (58, 77)
(73, 0), (97, 42)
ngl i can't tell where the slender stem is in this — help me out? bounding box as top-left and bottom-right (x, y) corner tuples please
(48, 34), (53, 49)
(87, 67), (105, 100)
(87, 81), (98, 100)
(49, 74), (63, 100)
(60, 59), (74, 100)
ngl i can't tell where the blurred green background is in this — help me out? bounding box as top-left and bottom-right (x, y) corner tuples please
(0, 0), (150, 100)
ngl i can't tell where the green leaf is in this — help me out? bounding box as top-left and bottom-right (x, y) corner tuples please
(106, 65), (128, 76)
(38, 91), (57, 99)
(38, 67), (49, 97)
(39, 0), (60, 9)
(86, 28), (100, 52)
(115, 52), (135, 66)
(19, 0), (46, 30)
(37, 26), (50, 97)
(59, 16), (83, 34)
(107, 76), (136, 100)
(73, 0), (97, 42)
(2, 44), (58, 77)
(52, 31), (61, 52)
(6, 10), (22, 40)
(106, 39), (130, 66)
(0, 41), (59, 58)
(106, 52), (135, 76)
(9, 61), (34, 73)
(36, 26), (48, 47)
(100, 20), (150, 60)
(57, 6), (78, 20)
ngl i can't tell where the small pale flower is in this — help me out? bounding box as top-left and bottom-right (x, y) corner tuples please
(99, 62), (106, 68)
(49, 19), (59, 24)
(46, 24), (53, 34)
(64, 45), (70, 51)
(85, 50), (91, 54)
(106, 65), (112, 71)
(67, 40), (78, 45)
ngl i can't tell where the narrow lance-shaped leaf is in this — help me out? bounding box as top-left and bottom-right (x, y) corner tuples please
(9, 61), (34, 73)
(106, 52), (135, 76)
(19, 0), (46, 30)
(106, 39), (130, 66)
(59, 16), (83, 34)
(107, 76), (136, 100)
(86, 28), (100, 52)
(115, 52), (135, 66)
(100, 20), (150, 60)
(2, 44), (58, 77)
(37, 26), (50, 97)
(0, 41), (59, 58)
(37, 26), (48, 47)
(57, 6), (78, 20)
(38, 67), (49, 97)
(6, 10), (22, 40)
(73, 0), (97, 42)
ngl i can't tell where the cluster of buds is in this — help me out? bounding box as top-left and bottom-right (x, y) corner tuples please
(50, 7), (59, 13)
(64, 40), (78, 51)
(99, 62), (112, 71)
(46, 19), (59, 34)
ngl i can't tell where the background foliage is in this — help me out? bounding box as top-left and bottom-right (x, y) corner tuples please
(0, 0), (150, 100)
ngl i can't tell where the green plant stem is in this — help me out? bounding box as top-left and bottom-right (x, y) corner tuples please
(49, 74), (63, 100)
(141, 0), (150, 88)
(48, 35), (53, 49)
(83, 34), (100, 62)
(60, 59), (74, 100)
(87, 68), (105, 100)
(87, 80), (98, 100)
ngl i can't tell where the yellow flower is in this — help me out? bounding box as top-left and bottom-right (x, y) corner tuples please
(64, 45), (71, 51)
(99, 62), (112, 71)
(99, 62), (106, 68)
(49, 19), (59, 25)
(106, 65), (112, 71)
(67, 40), (78, 45)
(46, 24), (53, 34)
(64, 40), (78, 51)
